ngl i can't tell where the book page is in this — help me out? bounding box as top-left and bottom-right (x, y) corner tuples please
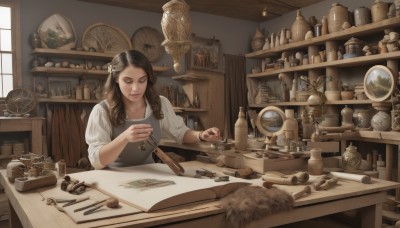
(69, 163), (251, 212)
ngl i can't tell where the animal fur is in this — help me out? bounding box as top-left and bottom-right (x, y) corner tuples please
(219, 186), (294, 228)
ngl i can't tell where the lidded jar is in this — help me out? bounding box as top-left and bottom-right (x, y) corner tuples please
(328, 2), (349, 33)
(283, 109), (298, 141)
(342, 143), (362, 171)
(291, 9), (311, 42)
(344, 37), (363, 58)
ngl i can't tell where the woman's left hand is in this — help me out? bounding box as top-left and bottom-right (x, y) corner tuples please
(200, 127), (221, 142)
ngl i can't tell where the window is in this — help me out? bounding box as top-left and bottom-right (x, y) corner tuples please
(0, 0), (19, 98)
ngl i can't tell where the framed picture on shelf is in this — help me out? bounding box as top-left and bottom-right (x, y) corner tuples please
(48, 79), (72, 98)
(186, 34), (223, 73)
(32, 77), (49, 97)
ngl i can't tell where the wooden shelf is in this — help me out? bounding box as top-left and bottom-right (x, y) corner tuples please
(38, 98), (99, 104)
(173, 107), (208, 112)
(31, 67), (108, 78)
(249, 99), (379, 107)
(245, 17), (400, 59)
(247, 51), (400, 78)
(171, 75), (209, 81)
(32, 48), (170, 73)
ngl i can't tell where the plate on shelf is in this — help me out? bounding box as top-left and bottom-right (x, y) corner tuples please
(82, 23), (132, 54)
(131, 26), (164, 62)
(38, 13), (76, 50)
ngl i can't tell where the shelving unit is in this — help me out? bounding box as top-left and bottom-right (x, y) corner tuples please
(31, 48), (170, 104)
(170, 70), (224, 131)
(246, 16), (400, 107)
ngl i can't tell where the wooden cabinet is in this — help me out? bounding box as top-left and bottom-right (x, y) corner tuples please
(31, 48), (169, 104)
(170, 70), (225, 131)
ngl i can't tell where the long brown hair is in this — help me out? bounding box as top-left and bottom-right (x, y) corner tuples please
(104, 50), (163, 127)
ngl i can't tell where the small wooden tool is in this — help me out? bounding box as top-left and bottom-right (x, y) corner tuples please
(83, 198), (119, 215)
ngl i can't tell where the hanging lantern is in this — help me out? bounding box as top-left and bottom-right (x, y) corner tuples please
(161, 0), (191, 73)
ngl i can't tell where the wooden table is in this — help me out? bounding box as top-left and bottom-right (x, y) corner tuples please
(0, 117), (44, 155)
(0, 161), (398, 228)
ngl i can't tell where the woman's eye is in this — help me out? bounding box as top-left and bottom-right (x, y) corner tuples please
(139, 78), (147, 83)
(123, 80), (133, 84)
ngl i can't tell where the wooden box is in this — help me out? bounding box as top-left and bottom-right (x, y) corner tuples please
(242, 152), (307, 174)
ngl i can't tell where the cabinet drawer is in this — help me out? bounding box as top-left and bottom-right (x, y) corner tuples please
(0, 119), (32, 132)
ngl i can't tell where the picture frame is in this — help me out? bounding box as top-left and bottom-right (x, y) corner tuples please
(186, 34), (223, 72)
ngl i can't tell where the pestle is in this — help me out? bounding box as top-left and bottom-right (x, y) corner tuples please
(83, 198), (119, 215)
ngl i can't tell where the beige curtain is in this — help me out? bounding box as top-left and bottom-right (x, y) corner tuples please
(224, 54), (247, 139)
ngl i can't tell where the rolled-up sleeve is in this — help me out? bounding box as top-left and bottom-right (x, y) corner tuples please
(159, 96), (189, 143)
(85, 104), (112, 169)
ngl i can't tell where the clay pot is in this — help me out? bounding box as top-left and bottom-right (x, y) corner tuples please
(354, 7), (371, 27)
(291, 10), (311, 42)
(328, 2), (349, 33)
(371, 0), (388, 23)
(371, 111), (391, 131)
(282, 109), (298, 141)
(341, 105), (354, 126)
(357, 110), (372, 129)
(340, 90), (354, 100)
(308, 148), (323, 175)
(251, 28), (265, 51)
(324, 90), (341, 101)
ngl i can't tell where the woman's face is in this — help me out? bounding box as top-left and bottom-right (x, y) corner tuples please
(117, 65), (148, 103)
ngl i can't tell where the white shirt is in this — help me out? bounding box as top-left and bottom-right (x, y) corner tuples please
(85, 96), (189, 169)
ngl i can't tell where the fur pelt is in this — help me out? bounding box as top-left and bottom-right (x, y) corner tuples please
(219, 186), (294, 228)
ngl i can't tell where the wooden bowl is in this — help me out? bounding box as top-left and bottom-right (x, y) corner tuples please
(341, 90), (354, 100)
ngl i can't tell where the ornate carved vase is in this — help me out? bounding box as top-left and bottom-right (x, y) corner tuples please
(342, 143), (362, 171)
(371, 111), (391, 131)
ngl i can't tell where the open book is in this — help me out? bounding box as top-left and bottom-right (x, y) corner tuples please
(69, 163), (251, 212)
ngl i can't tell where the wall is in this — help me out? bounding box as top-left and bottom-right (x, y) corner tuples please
(19, 0), (258, 89)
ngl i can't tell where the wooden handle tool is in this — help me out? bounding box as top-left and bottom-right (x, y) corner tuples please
(292, 186), (311, 200)
(153, 147), (185, 176)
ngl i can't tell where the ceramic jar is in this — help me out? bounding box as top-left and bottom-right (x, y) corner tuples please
(391, 110), (400, 131)
(291, 10), (311, 42)
(371, 111), (391, 131)
(308, 148), (323, 175)
(282, 109), (299, 141)
(371, 0), (388, 23)
(328, 2), (349, 33)
(341, 105), (354, 126)
(234, 107), (248, 151)
(357, 110), (372, 129)
(342, 143), (362, 171)
(301, 113), (314, 139)
(251, 28), (265, 51)
(344, 37), (363, 58)
(354, 7), (371, 27)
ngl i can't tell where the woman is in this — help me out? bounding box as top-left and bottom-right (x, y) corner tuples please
(86, 50), (221, 169)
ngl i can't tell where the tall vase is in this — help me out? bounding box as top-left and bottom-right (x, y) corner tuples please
(308, 148), (323, 175)
(251, 28), (265, 51)
(291, 10), (311, 42)
(328, 2), (349, 33)
(234, 107), (248, 151)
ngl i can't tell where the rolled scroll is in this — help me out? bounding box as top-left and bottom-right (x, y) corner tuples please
(330, 171), (371, 184)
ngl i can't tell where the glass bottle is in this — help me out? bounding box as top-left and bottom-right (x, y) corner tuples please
(234, 107), (248, 151)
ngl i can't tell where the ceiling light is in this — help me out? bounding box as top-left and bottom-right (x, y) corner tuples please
(262, 7), (268, 17)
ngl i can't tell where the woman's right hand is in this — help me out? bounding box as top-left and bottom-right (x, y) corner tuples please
(124, 124), (153, 142)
